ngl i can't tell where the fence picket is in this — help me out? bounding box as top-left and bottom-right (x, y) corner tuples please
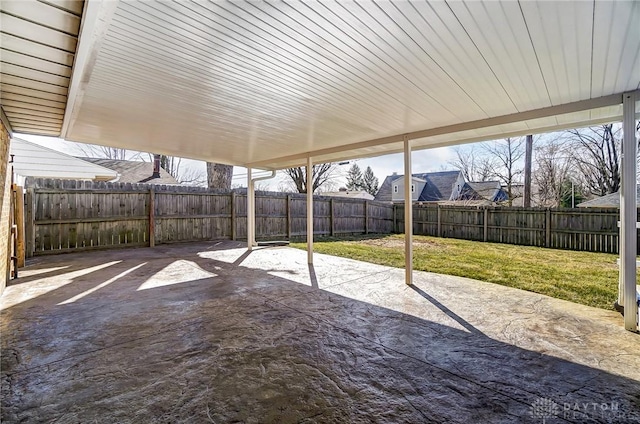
(395, 204), (621, 253)
(27, 179), (395, 253)
(25, 178), (623, 255)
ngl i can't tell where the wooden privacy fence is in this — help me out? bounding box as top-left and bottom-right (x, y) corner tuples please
(394, 204), (629, 254)
(22, 178), (632, 257)
(24, 179), (394, 256)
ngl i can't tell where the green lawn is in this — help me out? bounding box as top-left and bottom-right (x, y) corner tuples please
(292, 234), (620, 310)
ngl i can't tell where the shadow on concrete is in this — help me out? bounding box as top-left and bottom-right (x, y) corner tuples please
(308, 263), (319, 289)
(232, 249), (253, 266)
(1, 241), (639, 423)
(409, 284), (483, 336)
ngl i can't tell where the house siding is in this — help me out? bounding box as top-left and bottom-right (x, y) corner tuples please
(376, 171), (464, 203)
(450, 173), (466, 201)
(10, 138), (118, 183)
(391, 177), (425, 202)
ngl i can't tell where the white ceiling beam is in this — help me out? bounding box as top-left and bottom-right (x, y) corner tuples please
(326, 110), (634, 163)
(248, 91), (637, 169)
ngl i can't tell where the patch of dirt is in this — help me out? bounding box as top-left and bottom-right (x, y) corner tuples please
(356, 237), (441, 249)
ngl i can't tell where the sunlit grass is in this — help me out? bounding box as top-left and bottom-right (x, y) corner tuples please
(292, 234), (620, 310)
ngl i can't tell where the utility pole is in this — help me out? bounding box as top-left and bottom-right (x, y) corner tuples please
(523, 134), (533, 207)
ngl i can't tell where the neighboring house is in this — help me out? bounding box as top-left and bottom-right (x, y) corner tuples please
(458, 181), (508, 203)
(375, 171), (465, 203)
(504, 183), (525, 206)
(577, 188), (640, 208)
(322, 188), (374, 200)
(10, 138), (118, 185)
(80, 158), (179, 185)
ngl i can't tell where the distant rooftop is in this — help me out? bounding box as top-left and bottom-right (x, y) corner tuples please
(10, 138), (118, 182)
(460, 181), (507, 203)
(376, 171), (462, 202)
(79, 158), (179, 185)
(577, 189), (640, 208)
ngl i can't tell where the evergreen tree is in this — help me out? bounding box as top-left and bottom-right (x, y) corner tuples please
(346, 163), (363, 190)
(559, 180), (585, 208)
(362, 166), (379, 196)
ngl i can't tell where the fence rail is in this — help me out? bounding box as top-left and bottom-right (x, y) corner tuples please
(24, 178), (631, 257)
(24, 179), (394, 256)
(395, 204), (628, 254)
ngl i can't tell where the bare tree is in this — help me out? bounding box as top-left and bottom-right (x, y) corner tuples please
(159, 155), (206, 186)
(77, 143), (207, 186)
(75, 143), (131, 160)
(142, 153), (206, 185)
(254, 181), (272, 192)
(564, 124), (620, 196)
(283, 163), (337, 193)
(523, 134), (533, 207)
(483, 137), (525, 206)
(207, 163), (233, 189)
(533, 137), (573, 207)
(449, 145), (494, 182)
(276, 180), (297, 193)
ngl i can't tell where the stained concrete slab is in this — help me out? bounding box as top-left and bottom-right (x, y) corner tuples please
(1, 241), (639, 423)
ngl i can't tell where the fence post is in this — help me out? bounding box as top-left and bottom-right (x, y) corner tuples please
(393, 204), (397, 233)
(483, 207), (488, 242)
(286, 194), (292, 239)
(14, 185), (25, 267)
(25, 188), (35, 258)
(231, 191), (236, 241)
(437, 205), (442, 237)
(545, 208), (551, 247)
(330, 198), (335, 236)
(364, 200), (369, 234)
(148, 188), (155, 247)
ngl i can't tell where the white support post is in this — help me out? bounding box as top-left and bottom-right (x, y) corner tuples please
(307, 157), (314, 264)
(404, 137), (413, 285)
(247, 167), (255, 251)
(621, 91), (638, 331)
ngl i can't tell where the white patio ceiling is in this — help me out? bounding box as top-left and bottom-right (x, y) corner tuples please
(3, 0), (640, 169)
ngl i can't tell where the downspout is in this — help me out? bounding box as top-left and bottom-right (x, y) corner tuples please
(252, 170), (277, 184)
(247, 170), (277, 248)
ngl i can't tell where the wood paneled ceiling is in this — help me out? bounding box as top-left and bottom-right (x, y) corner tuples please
(0, 0), (84, 136)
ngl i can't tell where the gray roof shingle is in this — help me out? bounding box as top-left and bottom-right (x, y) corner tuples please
(460, 181), (507, 202)
(577, 187), (640, 208)
(375, 171), (462, 202)
(78, 158), (179, 185)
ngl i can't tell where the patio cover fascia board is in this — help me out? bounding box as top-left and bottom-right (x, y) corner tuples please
(60, 0), (118, 140)
(247, 91), (636, 170)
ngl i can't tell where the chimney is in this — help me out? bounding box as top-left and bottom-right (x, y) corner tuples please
(152, 154), (161, 178)
(392, 171), (397, 176)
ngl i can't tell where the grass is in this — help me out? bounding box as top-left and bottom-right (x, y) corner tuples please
(292, 234), (620, 310)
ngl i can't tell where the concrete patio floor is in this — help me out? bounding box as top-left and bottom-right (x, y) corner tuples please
(1, 241), (639, 423)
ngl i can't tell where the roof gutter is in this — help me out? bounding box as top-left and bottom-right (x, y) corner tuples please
(251, 170), (277, 183)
